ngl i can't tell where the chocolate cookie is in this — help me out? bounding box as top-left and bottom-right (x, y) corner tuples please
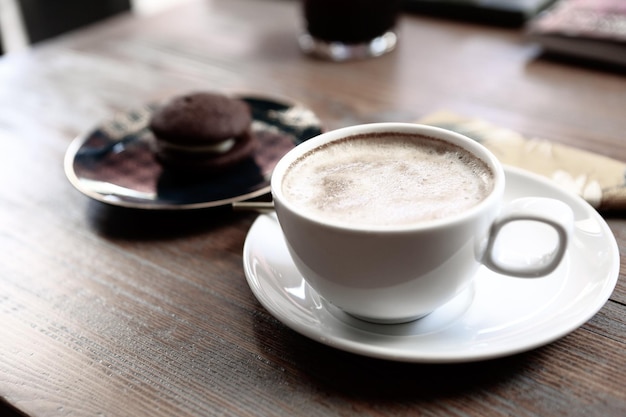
(149, 92), (255, 174)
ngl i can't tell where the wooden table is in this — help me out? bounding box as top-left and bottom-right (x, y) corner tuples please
(1, 0), (625, 415)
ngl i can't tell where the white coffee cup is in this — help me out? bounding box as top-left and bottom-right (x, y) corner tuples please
(270, 123), (573, 323)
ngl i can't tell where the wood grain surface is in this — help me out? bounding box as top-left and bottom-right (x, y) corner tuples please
(0, 0), (625, 416)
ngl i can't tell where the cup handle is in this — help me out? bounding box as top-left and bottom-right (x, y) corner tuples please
(482, 197), (574, 278)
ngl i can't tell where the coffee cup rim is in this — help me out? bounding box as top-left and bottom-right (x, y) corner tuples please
(271, 122), (505, 232)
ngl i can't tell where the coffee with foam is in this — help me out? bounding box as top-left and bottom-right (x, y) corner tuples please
(281, 132), (494, 227)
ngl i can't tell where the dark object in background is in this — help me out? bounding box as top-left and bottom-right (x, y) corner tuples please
(17, 0), (131, 44)
(526, 0), (626, 69)
(304, 0), (402, 44)
(402, 0), (558, 27)
(299, 0), (402, 60)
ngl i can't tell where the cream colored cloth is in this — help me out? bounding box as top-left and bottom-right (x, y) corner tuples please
(418, 111), (626, 212)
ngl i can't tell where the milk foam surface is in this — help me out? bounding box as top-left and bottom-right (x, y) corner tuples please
(282, 133), (494, 226)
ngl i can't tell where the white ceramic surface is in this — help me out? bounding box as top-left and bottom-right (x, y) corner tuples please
(270, 123), (572, 322)
(243, 166), (619, 363)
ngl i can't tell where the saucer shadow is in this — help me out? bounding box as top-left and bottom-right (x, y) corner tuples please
(86, 199), (250, 240)
(85, 156), (270, 240)
(251, 311), (535, 401)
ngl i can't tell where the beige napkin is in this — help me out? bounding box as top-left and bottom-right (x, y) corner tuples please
(418, 111), (626, 212)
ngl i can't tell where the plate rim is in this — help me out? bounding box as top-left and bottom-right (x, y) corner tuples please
(64, 93), (321, 210)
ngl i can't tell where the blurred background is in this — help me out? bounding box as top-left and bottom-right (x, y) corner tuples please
(1, 0), (624, 68)
(0, 0), (194, 54)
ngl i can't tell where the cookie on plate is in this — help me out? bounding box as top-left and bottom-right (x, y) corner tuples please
(149, 92), (256, 174)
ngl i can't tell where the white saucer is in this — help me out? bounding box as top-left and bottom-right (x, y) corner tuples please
(242, 166), (619, 363)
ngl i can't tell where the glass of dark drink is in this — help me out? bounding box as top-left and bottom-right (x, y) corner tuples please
(299, 0), (401, 61)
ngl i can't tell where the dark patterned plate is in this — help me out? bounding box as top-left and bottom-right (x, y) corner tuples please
(64, 94), (322, 210)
